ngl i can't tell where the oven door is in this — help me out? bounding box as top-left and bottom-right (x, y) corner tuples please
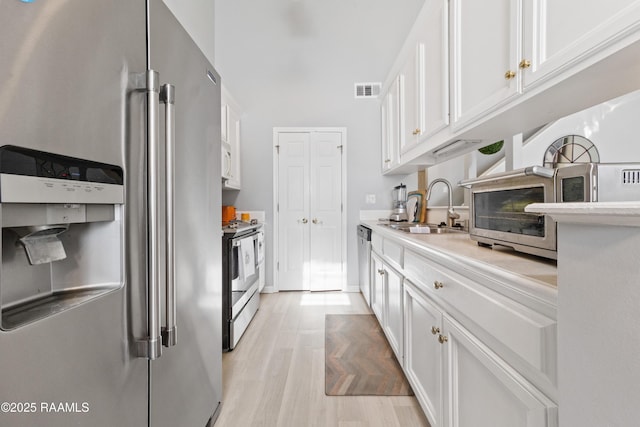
(230, 232), (260, 319)
(470, 180), (556, 254)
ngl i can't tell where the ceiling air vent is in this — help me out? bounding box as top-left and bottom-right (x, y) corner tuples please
(354, 82), (381, 99)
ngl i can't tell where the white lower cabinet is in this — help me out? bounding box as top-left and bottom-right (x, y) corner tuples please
(384, 262), (403, 363)
(371, 252), (385, 323)
(371, 250), (404, 363)
(443, 315), (557, 427)
(368, 230), (559, 427)
(404, 280), (557, 427)
(404, 281), (443, 427)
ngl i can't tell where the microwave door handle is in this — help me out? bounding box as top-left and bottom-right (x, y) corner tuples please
(137, 70), (163, 360)
(161, 84), (177, 348)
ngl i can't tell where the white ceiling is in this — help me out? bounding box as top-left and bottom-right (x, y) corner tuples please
(214, 0), (425, 109)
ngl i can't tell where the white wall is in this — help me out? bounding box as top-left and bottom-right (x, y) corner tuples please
(215, 0), (424, 289)
(163, 0), (215, 65)
(222, 96), (402, 289)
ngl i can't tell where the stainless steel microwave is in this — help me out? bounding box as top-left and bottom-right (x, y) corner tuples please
(555, 162), (640, 202)
(460, 163), (640, 260)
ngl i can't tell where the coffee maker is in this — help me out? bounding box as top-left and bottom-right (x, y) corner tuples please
(389, 183), (408, 222)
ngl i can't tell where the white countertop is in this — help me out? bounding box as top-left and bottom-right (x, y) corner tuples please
(362, 220), (558, 290)
(526, 201), (640, 227)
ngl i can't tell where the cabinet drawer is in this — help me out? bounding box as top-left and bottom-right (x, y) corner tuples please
(382, 238), (404, 270)
(371, 232), (383, 253)
(405, 250), (557, 385)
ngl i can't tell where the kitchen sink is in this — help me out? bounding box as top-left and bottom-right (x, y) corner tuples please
(379, 222), (466, 234)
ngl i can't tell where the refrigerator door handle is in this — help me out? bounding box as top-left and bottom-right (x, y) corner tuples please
(161, 83), (177, 348)
(136, 69), (163, 360)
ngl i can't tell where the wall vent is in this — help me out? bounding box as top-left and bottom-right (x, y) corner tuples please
(354, 82), (381, 99)
(622, 169), (640, 184)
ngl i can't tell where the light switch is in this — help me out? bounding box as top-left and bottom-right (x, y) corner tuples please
(365, 194), (376, 204)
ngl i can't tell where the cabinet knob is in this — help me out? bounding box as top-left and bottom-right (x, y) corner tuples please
(504, 70), (516, 80)
(312, 218), (319, 224)
(301, 218), (308, 224)
(438, 334), (448, 344)
(519, 59), (531, 69)
(412, 128), (421, 135)
(431, 326), (440, 335)
(377, 269), (385, 276)
(433, 280), (444, 290)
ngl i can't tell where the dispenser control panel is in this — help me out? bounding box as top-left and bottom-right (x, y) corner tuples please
(0, 146), (124, 204)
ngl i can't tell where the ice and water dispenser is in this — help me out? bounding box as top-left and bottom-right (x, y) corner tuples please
(0, 146), (124, 330)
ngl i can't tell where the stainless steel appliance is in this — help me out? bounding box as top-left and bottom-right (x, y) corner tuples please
(357, 224), (372, 307)
(390, 183), (409, 222)
(222, 222), (263, 351)
(555, 162), (640, 202)
(460, 166), (557, 259)
(461, 162), (640, 259)
(0, 1), (222, 426)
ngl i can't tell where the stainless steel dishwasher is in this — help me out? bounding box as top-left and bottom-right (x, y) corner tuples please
(357, 224), (372, 307)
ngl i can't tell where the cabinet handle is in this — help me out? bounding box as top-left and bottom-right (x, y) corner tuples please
(433, 280), (444, 290)
(377, 269), (385, 276)
(431, 326), (440, 335)
(438, 334), (448, 344)
(412, 128), (421, 135)
(519, 59), (531, 69)
(504, 70), (516, 80)
(384, 159), (391, 163)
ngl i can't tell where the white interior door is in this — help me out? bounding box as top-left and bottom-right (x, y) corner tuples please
(309, 131), (343, 291)
(275, 128), (345, 292)
(276, 132), (311, 291)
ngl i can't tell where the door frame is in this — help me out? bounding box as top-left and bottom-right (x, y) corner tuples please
(272, 127), (348, 292)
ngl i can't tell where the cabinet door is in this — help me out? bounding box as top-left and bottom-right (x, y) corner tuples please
(404, 281), (443, 427)
(371, 252), (386, 324)
(381, 77), (401, 172)
(221, 142), (232, 180)
(523, 0), (640, 88)
(224, 106), (241, 189)
(400, 52), (419, 154)
(384, 264), (404, 362)
(442, 315), (557, 427)
(450, 0), (520, 129)
(419, 0), (450, 139)
(221, 104), (228, 143)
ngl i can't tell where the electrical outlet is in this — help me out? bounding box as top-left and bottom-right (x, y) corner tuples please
(365, 194), (376, 204)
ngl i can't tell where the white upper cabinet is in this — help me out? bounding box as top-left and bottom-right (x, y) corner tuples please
(400, 0), (450, 155)
(221, 87), (241, 190)
(450, 0), (520, 130)
(522, 0), (640, 88)
(381, 76), (401, 172)
(382, 0), (640, 172)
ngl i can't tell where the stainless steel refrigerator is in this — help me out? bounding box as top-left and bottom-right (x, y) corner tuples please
(0, 1), (222, 426)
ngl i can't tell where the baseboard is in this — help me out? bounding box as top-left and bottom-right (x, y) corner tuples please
(344, 284), (360, 293)
(261, 284), (277, 294)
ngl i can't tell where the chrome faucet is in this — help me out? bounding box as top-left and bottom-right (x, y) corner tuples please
(426, 178), (460, 227)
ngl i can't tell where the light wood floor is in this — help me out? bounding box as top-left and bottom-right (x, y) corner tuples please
(214, 291), (431, 427)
